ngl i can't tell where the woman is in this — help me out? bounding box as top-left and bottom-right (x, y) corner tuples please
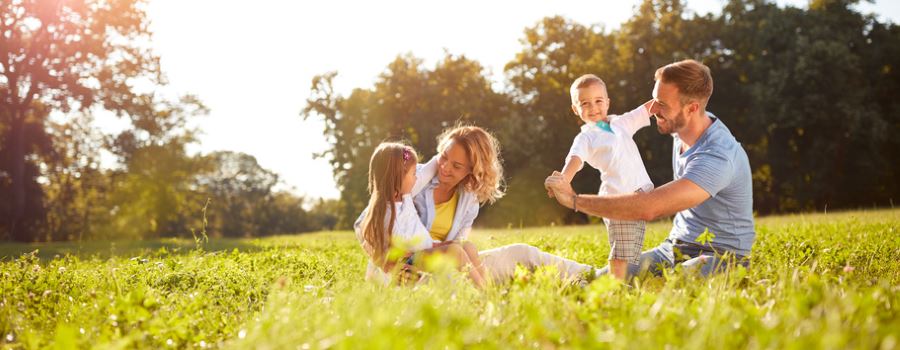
(414, 125), (597, 283)
(352, 142), (488, 287)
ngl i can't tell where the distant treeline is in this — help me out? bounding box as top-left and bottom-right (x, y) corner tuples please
(2, 0), (898, 242)
(303, 0), (900, 229)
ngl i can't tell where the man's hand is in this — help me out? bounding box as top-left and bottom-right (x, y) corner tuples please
(544, 171), (576, 208)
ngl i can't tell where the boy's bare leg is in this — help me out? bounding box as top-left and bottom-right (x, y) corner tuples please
(609, 259), (628, 280)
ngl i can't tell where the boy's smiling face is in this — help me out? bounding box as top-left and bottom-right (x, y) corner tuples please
(571, 83), (610, 124)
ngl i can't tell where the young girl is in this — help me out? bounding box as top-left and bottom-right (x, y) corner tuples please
(354, 142), (487, 287)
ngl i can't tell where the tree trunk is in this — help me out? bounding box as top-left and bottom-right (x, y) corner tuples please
(9, 109), (29, 242)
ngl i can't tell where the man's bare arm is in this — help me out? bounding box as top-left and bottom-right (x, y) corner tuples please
(545, 172), (710, 221)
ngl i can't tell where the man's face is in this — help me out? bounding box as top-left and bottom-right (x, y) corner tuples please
(649, 80), (688, 135)
(571, 83), (610, 124)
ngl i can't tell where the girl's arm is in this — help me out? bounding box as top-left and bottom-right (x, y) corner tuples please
(393, 194), (434, 252)
(412, 155), (439, 196)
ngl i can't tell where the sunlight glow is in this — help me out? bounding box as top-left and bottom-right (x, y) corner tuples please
(133, 0), (898, 200)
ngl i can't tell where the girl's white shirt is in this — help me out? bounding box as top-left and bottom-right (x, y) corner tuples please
(353, 156), (438, 284)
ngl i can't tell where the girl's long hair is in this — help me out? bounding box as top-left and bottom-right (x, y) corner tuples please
(360, 142), (418, 267)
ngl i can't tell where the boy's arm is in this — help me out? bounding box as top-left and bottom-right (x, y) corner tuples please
(561, 132), (590, 185)
(561, 155), (583, 183)
(549, 155), (583, 197)
(612, 100), (654, 136)
(642, 99), (652, 112)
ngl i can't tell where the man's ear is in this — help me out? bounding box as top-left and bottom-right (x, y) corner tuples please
(687, 101), (700, 115)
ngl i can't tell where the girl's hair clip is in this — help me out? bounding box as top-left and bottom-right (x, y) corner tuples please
(402, 148), (411, 162)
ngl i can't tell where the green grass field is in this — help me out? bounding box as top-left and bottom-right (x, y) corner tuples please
(2, 209), (899, 349)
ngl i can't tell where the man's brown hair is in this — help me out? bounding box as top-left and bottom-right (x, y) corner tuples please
(654, 59), (713, 106)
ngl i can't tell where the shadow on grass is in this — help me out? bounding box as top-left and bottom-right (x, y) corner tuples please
(0, 238), (267, 261)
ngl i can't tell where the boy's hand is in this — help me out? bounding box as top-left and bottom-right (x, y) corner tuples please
(642, 99), (654, 114)
(545, 171), (575, 201)
(547, 170), (563, 198)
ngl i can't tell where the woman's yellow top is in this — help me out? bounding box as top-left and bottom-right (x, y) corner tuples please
(429, 191), (458, 241)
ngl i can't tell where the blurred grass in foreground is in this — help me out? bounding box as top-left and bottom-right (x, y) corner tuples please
(1, 209), (898, 349)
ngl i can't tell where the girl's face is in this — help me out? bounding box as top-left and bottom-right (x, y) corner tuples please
(398, 163), (417, 196)
(437, 141), (472, 189)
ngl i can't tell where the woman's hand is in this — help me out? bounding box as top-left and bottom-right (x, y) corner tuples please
(430, 241), (456, 249)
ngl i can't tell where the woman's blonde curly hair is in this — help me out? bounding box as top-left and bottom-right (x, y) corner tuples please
(436, 125), (506, 204)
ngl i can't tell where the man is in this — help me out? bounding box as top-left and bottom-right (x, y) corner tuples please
(544, 59), (755, 277)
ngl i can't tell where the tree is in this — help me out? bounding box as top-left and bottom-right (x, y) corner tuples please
(1, 0), (162, 241)
(196, 151), (279, 237)
(99, 96), (208, 239)
(0, 102), (53, 239)
(42, 113), (108, 241)
(303, 53), (514, 228)
(718, 0), (895, 212)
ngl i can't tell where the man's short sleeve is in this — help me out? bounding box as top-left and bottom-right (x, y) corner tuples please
(682, 150), (733, 197)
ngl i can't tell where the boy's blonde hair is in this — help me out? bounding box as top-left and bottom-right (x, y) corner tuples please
(436, 126), (505, 204)
(569, 74), (607, 105)
(360, 142), (419, 267)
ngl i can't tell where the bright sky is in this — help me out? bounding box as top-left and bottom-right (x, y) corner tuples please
(136, 0), (899, 200)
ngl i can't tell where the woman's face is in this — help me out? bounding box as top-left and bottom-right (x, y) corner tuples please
(437, 140), (472, 188)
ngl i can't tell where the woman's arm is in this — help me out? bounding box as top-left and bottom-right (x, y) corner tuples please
(454, 199), (480, 241)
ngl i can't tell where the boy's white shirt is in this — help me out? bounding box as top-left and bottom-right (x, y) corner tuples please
(566, 105), (655, 195)
(353, 156), (438, 285)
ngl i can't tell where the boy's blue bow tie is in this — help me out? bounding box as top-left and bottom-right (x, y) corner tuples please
(596, 120), (614, 133)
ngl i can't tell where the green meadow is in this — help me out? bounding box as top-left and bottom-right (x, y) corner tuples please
(2, 209), (898, 349)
